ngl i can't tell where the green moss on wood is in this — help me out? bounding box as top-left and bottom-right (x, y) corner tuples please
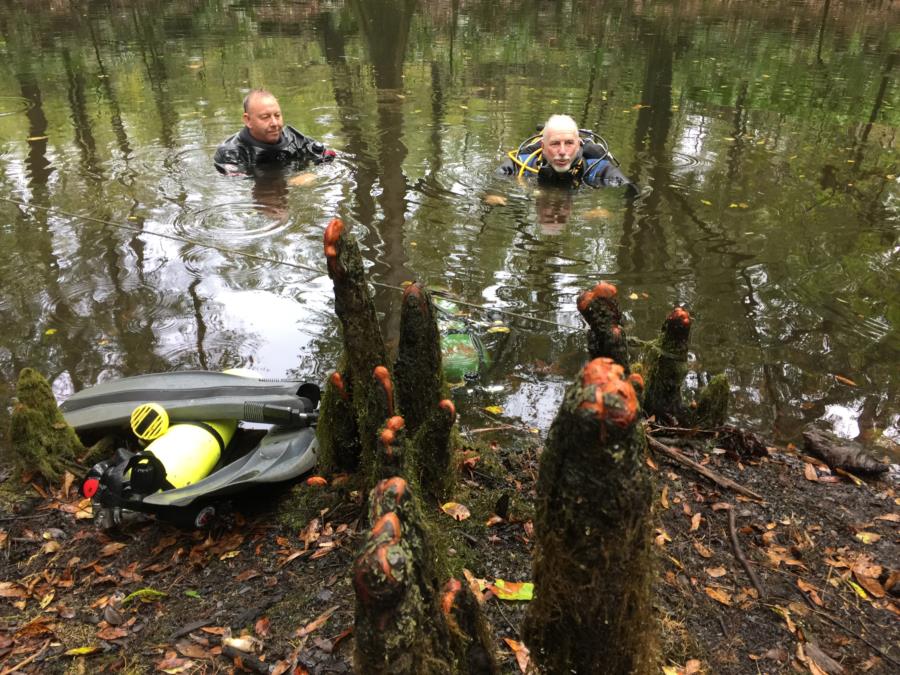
(9, 368), (83, 482)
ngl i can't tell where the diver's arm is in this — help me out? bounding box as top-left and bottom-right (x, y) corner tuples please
(213, 144), (251, 177)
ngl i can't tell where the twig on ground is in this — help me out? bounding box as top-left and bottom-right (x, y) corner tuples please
(726, 507), (766, 599)
(646, 436), (765, 502)
(463, 425), (519, 435)
(0, 638), (49, 675)
(221, 644), (273, 674)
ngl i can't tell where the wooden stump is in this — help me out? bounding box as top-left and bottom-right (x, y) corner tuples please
(577, 282), (630, 371)
(9, 368), (83, 481)
(523, 358), (655, 674)
(642, 306), (691, 423)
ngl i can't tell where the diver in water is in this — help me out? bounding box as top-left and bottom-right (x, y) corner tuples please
(214, 89), (335, 176)
(498, 114), (634, 191)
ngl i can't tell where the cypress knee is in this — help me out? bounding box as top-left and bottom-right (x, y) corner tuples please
(694, 372), (729, 428)
(354, 477), (454, 674)
(412, 399), (457, 504)
(642, 306), (691, 423)
(395, 282), (444, 434)
(318, 218), (388, 475)
(524, 358), (655, 674)
(10, 368), (83, 481)
(442, 579), (498, 674)
(316, 370), (361, 471)
(577, 282), (630, 370)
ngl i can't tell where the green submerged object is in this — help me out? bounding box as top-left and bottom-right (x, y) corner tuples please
(436, 297), (489, 385)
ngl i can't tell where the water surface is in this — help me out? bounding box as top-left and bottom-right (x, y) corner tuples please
(0, 0), (897, 455)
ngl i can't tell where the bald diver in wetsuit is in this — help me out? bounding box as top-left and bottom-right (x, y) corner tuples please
(498, 114), (635, 191)
(214, 89), (335, 176)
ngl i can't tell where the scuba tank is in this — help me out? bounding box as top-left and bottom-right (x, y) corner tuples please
(128, 419), (237, 493)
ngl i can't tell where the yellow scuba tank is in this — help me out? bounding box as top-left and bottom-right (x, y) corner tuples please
(128, 419), (237, 494)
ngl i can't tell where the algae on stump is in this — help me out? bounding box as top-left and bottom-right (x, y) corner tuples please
(9, 368), (83, 481)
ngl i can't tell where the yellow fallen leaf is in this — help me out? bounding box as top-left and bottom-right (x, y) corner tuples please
(490, 579), (533, 601)
(847, 579), (869, 600)
(441, 502), (471, 521)
(700, 199), (712, 206)
(64, 646), (101, 656)
(628, 292), (639, 300)
(45, 328), (58, 336)
(483, 406), (503, 415)
(854, 531), (881, 544)
(219, 550), (240, 560)
(487, 326), (510, 334)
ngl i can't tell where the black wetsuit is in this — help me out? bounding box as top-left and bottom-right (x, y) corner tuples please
(213, 125), (334, 175)
(498, 141), (633, 189)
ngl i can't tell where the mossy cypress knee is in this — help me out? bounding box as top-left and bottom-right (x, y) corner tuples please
(395, 283), (444, 435)
(9, 368), (83, 481)
(577, 281), (630, 371)
(353, 477), (455, 674)
(694, 372), (729, 428)
(642, 306), (692, 423)
(316, 370), (361, 472)
(523, 358), (655, 674)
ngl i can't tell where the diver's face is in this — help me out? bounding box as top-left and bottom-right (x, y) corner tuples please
(542, 129), (580, 173)
(243, 95), (284, 144)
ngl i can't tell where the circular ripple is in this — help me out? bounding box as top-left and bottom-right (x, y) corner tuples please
(0, 96), (32, 118)
(175, 201), (292, 239)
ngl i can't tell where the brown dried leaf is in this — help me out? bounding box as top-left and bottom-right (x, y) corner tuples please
(704, 587), (732, 606)
(295, 606), (338, 639)
(503, 637), (530, 673)
(796, 578), (824, 606)
(874, 513), (899, 523)
(693, 541), (714, 559)
(804, 462), (819, 482)
(705, 567), (727, 578)
(100, 542), (126, 557)
(484, 194), (507, 206)
(175, 640), (210, 659)
(852, 572), (885, 599)
(690, 513), (702, 532)
(660, 485), (670, 509)
(96, 625), (129, 640)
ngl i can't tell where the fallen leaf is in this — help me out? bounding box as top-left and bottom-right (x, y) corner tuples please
(296, 606), (338, 638)
(503, 637), (530, 673)
(705, 567), (727, 578)
(854, 532), (881, 544)
(441, 502), (471, 521)
(874, 513), (899, 523)
(64, 646), (101, 656)
(685, 660), (702, 675)
(584, 207), (611, 219)
(797, 578), (824, 606)
(489, 579), (533, 601)
(654, 528), (672, 547)
(485, 515), (504, 527)
(700, 199), (712, 206)
(660, 486), (670, 509)
(96, 625), (129, 640)
(834, 375), (857, 387)
(704, 587), (732, 606)
(847, 579), (869, 600)
(122, 588), (167, 605)
(255, 616), (271, 638)
(484, 194), (507, 206)
(305, 476), (328, 487)
(804, 463), (819, 482)
(693, 541), (713, 558)
(100, 542), (126, 557)
(690, 513), (702, 531)
(483, 405), (503, 415)
(288, 173), (316, 187)
(772, 605), (796, 634)
(175, 641), (209, 659)
(852, 572), (885, 599)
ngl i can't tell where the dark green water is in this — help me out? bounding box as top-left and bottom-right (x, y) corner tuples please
(0, 0), (897, 456)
